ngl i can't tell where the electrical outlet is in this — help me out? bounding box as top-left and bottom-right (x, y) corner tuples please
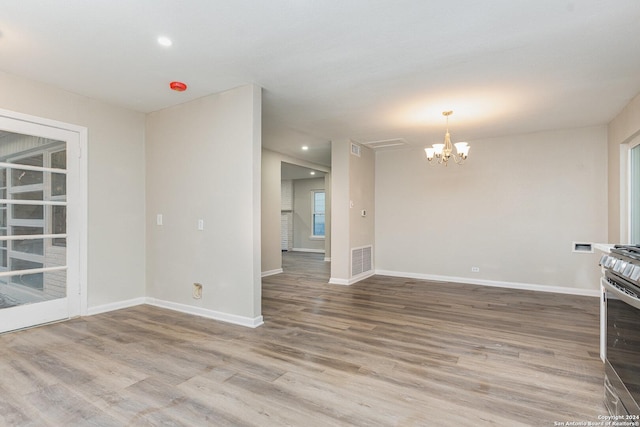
(193, 283), (203, 299)
(471, 267), (480, 273)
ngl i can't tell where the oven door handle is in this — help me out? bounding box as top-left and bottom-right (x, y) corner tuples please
(604, 279), (640, 310)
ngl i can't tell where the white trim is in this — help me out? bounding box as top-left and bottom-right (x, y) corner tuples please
(0, 265), (66, 278)
(86, 297), (146, 316)
(78, 127), (88, 316)
(87, 297), (264, 328)
(146, 298), (264, 328)
(0, 109), (88, 330)
(291, 247), (325, 253)
(0, 161), (67, 174)
(0, 233), (67, 241)
(324, 257), (331, 262)
(0, 199), (67, 206)
(261, 268), (283, 277)
(329, 270), (375, 286)
(374, 269), (600, 297)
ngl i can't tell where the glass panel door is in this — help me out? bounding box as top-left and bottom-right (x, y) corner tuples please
(0, 117), (79, 333)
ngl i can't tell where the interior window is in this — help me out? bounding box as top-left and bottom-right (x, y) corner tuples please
(312, 190), (325, 237)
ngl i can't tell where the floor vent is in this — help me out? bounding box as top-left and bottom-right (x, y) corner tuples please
(352, 245), (373, 276)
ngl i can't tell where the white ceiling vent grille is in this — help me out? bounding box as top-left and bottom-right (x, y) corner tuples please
(360, 138), (408, 150)
(352, 245), (373, 276)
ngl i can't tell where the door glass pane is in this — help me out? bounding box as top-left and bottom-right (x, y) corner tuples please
(0, 131), (67, 309)
(51, 149), (66, 196)
(11, 154), (43, 187)
(52, 206), (66, 247)
(0, 228), (6, 268)
(11, 191), (44, 220)
(10, 259), (43, 289)
(11, 226), (44, 255)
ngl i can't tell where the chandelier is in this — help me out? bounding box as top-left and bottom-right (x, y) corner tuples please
(424, 111), (470, 166)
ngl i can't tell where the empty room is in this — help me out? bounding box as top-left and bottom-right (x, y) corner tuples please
(1, 1), (640, 426)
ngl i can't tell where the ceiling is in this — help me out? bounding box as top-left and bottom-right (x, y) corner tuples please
(2, 1), (640, 167)
(281, 162), (326, 181)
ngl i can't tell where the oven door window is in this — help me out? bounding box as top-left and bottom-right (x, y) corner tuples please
(631, 142), (640, 244)
(608, 291), (640, 403)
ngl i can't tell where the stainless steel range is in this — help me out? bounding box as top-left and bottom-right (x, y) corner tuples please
(600, 245), (640, 417)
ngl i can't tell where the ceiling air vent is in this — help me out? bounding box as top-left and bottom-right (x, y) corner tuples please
(360, 138), (409, 150)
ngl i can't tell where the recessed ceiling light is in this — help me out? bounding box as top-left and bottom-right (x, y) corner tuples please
(158, 36), (172, 47)
(301, 146), (309, 151)
(310, 171), (316, 175)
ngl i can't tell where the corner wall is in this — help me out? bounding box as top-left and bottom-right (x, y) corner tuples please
(375, 126), (607, 293)
(330, 140), (375, 284)
(145, 85), (263, 326)
(0, 70), (146, 311)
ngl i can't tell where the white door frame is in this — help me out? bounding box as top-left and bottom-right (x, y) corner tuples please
(0, 108), (88, 329)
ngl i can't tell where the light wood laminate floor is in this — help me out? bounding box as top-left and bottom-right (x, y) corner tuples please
(0, 252), (604, 426)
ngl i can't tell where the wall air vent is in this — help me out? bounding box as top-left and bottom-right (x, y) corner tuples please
(352, 245), (373, 276)
(351, 142), (361, 157)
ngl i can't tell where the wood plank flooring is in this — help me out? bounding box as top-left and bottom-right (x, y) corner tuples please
(0, 252), (604, 426)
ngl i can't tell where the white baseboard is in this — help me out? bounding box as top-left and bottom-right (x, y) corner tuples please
(329, 270), (375, 286)
(291, 248), (325, 254)
(146, 298), (264, 328)
(86, 297), (264, 328)
(261, 268), (283, 277)
(86, 297), (146, 316)
(374, 269), (600, 297)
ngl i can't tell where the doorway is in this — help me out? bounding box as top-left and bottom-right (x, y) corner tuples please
(0, 110), (86, 333)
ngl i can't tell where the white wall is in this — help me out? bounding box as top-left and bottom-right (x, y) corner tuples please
(608, 91), (640, 242)
(292, 177), (325, 252)
(0, 70), (146, 310)
(375, 126), (608, 292)
(146, 85), (262, 326)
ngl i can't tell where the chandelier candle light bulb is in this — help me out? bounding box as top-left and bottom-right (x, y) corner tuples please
(425, 111), (470, 166)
